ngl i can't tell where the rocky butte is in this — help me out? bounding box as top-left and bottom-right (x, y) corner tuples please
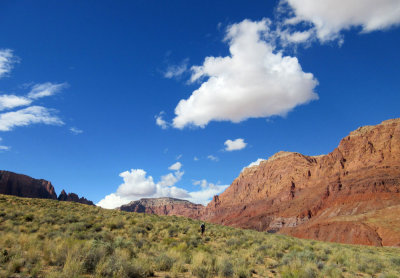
(0, 170), (94, 206)
(201, 118), (400, 246)
(118, 197), (204, 219)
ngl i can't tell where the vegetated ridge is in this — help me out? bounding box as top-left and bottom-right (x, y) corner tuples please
(119, 197), (204, 219)
(202, 118), (400, 247)
(0, 170), (94, 205)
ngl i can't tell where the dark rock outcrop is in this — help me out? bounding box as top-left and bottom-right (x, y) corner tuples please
(58, 189), (94, 206)
(118, 197), (204, 219)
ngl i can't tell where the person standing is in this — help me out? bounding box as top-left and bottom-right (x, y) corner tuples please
(200, 223), (205, 236)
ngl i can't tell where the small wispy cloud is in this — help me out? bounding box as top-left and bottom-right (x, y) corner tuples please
(0, 137), (10, 151)
(164, 58), (189, 79)
(207, 155), (219, 162)
(0, 49), (18, 79)
(0, 95), (32, 111)
(194, 156), (199, 161)
(168, 161), (182, 171)
(155, 111), (169, 129)
(0, 49), (68, 134)
(0, 106), (64, 132)
(27, 82), (68, 100)
(70, 127), (83, 135)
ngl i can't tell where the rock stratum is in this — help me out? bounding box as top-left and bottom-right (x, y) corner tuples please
(201, 118), (400, 246)
(0, 170), (94, 205)
(118, 197), (204, 219)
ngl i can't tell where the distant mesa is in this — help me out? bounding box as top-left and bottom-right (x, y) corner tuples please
(118, 197), (204, 219)
(0, 170), (94, 206)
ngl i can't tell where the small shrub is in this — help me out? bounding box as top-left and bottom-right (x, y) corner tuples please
(219, 259), (234, 277)
(155, 253), (175, 271)
(25, 214), (34, 222)
(192, 265), (209, 278)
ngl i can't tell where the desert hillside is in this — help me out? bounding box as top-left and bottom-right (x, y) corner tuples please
(1, 194), (400, 277)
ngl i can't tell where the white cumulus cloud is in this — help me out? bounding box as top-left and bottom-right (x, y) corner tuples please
(97, 167), (228, 208)
(158, 170), (184, 187)
(0, 106), (64, 132)
(189, 180), (229, 205)
(172, 19), (318, 128)
(224, 138), (247, 151)
(283, 0), (400, 42)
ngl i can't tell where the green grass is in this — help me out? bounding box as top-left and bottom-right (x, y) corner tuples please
(1, 194), (400, 277)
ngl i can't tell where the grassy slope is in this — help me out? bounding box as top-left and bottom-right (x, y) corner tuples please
(0, 195), (400, 278)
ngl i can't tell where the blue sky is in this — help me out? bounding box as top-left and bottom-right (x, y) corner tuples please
(0, 0), (399, 208)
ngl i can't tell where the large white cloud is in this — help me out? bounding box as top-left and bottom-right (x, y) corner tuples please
(97, 166), (228, 209)
(172, 19), (318, 128)
(224, 138), (247, 151)
(116, 169), (157, 198)
(283, 0), (400, 41)
(0, 106), (64, 131)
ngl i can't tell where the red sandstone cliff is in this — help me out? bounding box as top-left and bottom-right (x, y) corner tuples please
(0, 170), (58, 200)
(201, 118), (400, 246)
(0, 170), (94, 206)
(118, 197), (204, 219)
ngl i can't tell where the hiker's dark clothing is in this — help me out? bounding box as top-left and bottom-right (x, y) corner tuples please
(201, 223), (205, 235)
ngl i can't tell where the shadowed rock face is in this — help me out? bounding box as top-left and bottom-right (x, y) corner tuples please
(118, 197), (204, 219)
(201, 118), (400, 246)
(58, 190), (94, 206)
(0, 170), (94, 206)
(0, 171), (57, 200)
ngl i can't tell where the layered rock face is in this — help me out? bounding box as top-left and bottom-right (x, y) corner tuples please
(0, 170), (94, 206)
(202, 119), (400, 246)
(58, 190), (94, 206)
(119, 197), (204, 219)
(0, 170), (57, 200)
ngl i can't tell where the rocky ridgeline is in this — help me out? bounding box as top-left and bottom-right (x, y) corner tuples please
(0, 170), (94, 206)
